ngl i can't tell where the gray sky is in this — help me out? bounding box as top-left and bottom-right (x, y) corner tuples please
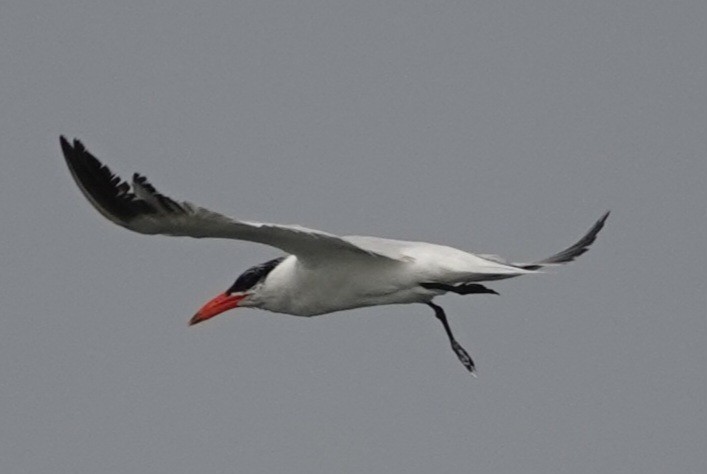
(2, 1), (706, 472)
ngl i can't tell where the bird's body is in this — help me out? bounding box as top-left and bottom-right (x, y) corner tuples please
(60, 136), (609, 374)
(245, 254), (418, 316)
(251, 241), (534, 316)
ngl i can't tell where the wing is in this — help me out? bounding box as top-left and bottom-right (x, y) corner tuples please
(60, 136), (397, 261)
(514, 211), (610, 270)
(343, 235), (538, 282)
(345, 211), (610, 284)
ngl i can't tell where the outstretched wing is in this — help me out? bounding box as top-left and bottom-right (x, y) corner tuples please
(60, 136), (397, 261)
(515, 211), (610, 270)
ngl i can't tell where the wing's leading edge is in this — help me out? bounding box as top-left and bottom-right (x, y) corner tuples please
(60, 137), (396, 261)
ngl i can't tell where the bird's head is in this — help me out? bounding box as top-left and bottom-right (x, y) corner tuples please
(188, 257), (284, 326)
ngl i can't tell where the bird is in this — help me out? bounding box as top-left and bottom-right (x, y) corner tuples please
(60, 136), (609, 375)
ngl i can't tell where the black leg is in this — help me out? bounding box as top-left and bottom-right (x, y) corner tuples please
(427, 302), (476, 375)
(421, 282), (498, 296)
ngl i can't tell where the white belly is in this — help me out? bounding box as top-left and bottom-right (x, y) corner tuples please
(254, 255), (438, 316)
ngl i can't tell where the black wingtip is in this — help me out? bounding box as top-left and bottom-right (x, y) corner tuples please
(60, 136), (152, 224)
(59, 135), (71, 154)
(520, 210), (611, 269)
(60, 136), (88, 160)
(60, 135), (82, 148)
(598, 210), (611, 226)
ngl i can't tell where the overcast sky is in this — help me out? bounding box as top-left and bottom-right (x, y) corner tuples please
(2, 1), (706, 473)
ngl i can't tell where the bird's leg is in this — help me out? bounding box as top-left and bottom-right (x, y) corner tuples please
(427, 302), (476, 375)
(421, 282), (498, 296)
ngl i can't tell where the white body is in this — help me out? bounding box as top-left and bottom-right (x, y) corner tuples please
(252, 240), (534, 316)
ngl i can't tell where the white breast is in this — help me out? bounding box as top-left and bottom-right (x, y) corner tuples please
(253, 255), (438, 316)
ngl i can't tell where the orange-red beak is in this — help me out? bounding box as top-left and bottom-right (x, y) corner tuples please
(189, 292), (245, 326)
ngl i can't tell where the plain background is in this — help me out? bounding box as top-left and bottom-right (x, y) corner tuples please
(2, 1), (706, 473)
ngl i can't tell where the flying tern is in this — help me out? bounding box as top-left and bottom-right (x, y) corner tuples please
(60, 136), (609, 375)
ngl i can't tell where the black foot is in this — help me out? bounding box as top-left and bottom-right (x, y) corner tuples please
(427, 302), (476, 375)
(450, 339), (476, 374)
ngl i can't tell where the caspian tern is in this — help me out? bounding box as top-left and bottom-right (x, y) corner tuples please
(60, 136), (609, 375)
